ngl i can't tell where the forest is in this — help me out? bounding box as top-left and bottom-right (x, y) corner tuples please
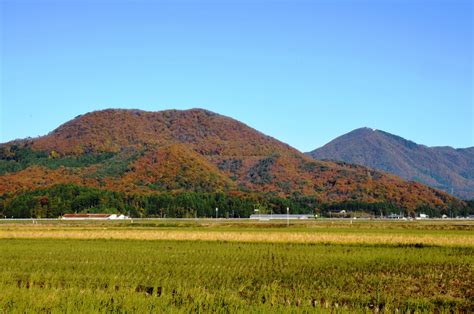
(1, 184), (472, 219)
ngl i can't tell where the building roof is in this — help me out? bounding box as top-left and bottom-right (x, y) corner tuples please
(249, 214), (315, 219)
(63, 213), (114, 218)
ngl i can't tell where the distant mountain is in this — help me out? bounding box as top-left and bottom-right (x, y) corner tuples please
(307, 128), (474, 199)
(0, 110), (463, 212)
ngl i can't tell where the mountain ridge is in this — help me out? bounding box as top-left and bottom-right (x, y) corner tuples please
(307, 127), (474, 199)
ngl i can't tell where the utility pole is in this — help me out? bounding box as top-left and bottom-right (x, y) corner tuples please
(287, 207), (290, 227)
(215, 207), (218, 219)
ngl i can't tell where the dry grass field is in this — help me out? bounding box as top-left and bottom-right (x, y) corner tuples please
(0, 219), (472, 246)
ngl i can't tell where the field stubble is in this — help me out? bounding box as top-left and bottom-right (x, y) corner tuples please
(0, 219), (472, 247)
(0, 220), (472, 312)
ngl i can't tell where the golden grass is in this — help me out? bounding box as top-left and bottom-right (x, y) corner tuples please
(0, 226), (472, 246)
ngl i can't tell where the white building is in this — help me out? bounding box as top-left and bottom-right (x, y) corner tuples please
(62, 213), (129, 220)
(249, 214), (315, 220)
(416, 213), (429, 220)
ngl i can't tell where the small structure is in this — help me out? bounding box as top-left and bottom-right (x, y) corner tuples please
(249, 214), (315, 220)
(416, 213), (429, 220)
(387, 213), (403, 219)
(62, 213), (128, 220)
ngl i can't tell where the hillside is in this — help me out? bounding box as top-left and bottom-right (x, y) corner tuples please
(0, 109), (465, 216)
(307, 128), (474, 199)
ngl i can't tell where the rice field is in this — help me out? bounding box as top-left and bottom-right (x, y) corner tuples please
(0, 220), (472, 312)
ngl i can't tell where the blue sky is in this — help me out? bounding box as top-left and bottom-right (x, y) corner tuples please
(1, 0), (472, 151)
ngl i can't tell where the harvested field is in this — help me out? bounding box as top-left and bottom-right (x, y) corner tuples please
(0, 220), (472, 312)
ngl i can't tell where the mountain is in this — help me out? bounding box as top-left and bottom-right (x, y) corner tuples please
(0, 109), (464, 213)
(307, 127), (474, 200)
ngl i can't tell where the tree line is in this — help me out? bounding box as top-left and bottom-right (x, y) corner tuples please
(0, 184), (472, 219)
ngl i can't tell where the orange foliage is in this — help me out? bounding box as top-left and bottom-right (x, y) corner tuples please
(0, 108), (463, 210)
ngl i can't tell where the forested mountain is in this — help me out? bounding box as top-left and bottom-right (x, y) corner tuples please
(307, 128), (474, 199)
(0, 109), (467, 218)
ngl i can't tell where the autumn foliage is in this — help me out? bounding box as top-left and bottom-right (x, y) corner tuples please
(0, 108), (464, 212)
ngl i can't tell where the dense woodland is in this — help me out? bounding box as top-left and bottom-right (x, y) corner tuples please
(1, 184), (472, 219)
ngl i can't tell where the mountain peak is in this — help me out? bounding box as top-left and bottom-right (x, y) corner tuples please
(359, 127), (377, 131)
(342, 127), (380, 137)
(72, 107), (219, 120)
(308, 128), (474, 199)
(9, 107), (295, 158)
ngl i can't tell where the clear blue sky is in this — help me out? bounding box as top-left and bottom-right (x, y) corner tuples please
(1, 0), (472, 151)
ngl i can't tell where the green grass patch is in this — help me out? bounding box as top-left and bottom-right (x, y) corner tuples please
(0, 238), (472, 312)
(0, 146), (116, 175)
